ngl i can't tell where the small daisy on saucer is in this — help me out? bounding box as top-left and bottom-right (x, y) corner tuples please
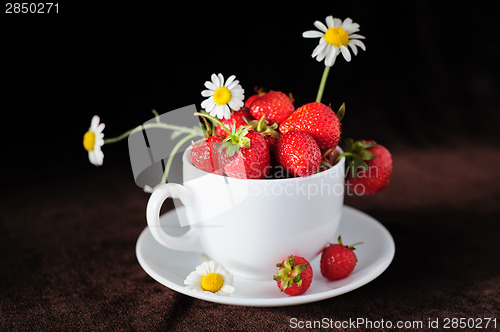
(303, 16), (366, 67)
(83, 115), (105, 166)
(184, 261), (235, 296)
(201, 73), (245, 120)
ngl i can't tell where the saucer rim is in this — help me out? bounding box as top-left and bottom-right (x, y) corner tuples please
(136, 205), (395, 307)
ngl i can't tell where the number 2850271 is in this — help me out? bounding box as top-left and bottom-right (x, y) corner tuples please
(5, 3), (59, 14)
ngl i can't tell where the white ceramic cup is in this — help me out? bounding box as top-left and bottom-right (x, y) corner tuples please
(146, 145), (345, 280)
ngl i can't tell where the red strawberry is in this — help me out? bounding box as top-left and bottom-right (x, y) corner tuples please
(244, 88), (267, 108)
(249, 91), (294, 125)
(279, 102), (341, 152)
(190, 136), (224, 173)
(343, 140), (392, 195)
(195, 112), (271, 179)
(244, 87), (267, 108)
(215, 108), (254, 136)
(217, 129), (271, 179)
(276, 131), (321, 177)
(244, 94), (260, 108)
(274, 255), (313, 296)
(248, 115), (280, 161)
(320, 236), (362, 280)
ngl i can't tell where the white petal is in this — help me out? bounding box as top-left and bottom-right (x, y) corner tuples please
(213, 105), (224, 119)
(343, 18), (360, 34)
(231, 92), (245, 102)
(317, 43), (332, 62)
(204, 80), (217, 91)
(345, 23), (360, 34)
(344, 24), (359, 34)
(222, 105), (231, 119)
(333, 18), (342, 28)
(201, 89), (214, 97)
(88, 151), (96, 165)
(184, 271), (202, 284)
(211, 73), (220, 88)
(225, 75), (236, 87)
(91, 149), (104, 166)
(347, 41), (358, 55)
(217, 73), (225, 88)
(217, 285), (235, 296)
(90, 115), (100, 130)
(342, 17), (353, 29)
(349, 33), (365, 40)
(95, 136), (105, 147)
(350, 39), (366, 51)
(325, 47), (339, 67)
(228, 98), (243, 111)
(230, 85), (244, 94)
(325, 15), (334, 28)
(340, 45), (351, 62)
(303, 30), (324, 38)
(96, 123), (105, 134)
(198, 261), (211, 275)
(226, 80), (240, 90)
(312, 40), (328, 58)
(313, 20), (328, 33)
(207, 105), (218, 118)
(201, 97), (214, 109)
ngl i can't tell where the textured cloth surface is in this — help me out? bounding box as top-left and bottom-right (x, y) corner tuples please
(1, 144), (499, 331)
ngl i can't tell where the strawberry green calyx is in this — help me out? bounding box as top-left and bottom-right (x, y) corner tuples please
(273, 256), (309, 291)
(336, 103), (346, 122)
(337, 139), (378, 179)
(337, 235), (363, 250)
(219, 125), (252, 157)
(195, 112), (251, 158)
(248, 115), (280, 139)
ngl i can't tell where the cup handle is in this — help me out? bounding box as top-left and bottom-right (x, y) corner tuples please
(146, 183), (203, 252)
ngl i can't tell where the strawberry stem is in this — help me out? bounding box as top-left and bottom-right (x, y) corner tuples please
(348, 242), (364, 250)
(257, 115), (266, 132)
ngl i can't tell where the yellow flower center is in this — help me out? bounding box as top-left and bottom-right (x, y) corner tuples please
(213, 87), (232, 105)
(201, 273), (224, 293)
(324, 27), (349, 47)
(83, 131), (96, 151)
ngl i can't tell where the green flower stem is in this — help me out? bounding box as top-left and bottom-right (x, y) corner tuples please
(160, 132), (199, 185)
(104, 123), (203, 145)
(315, 65), (331, 103)
(152, 109), (161, 123)
(103, 127), (138, 144)
(193, 112), (234, 141)
(101, 118), (204, 188)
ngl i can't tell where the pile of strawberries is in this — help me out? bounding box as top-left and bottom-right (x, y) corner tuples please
(192, 89), (392, 195)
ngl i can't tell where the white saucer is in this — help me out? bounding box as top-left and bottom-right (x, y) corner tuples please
(136, 206), (395, 307)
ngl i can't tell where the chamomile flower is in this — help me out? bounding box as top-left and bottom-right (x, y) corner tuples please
(303, 16), (366, 67)
(83, 115), (105, 166)
(184, 261), (235, 296)
(201, 73), (244, 120)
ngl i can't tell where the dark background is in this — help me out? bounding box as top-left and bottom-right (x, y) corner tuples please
(2, 2), (499, 330)
(3, 2), (499, 182)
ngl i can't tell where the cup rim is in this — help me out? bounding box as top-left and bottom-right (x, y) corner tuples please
(183, 143), (345, 183)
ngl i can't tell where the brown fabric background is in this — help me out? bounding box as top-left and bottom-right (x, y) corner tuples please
(2, 144), (499, 330)
(2, 2), (499, 331)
